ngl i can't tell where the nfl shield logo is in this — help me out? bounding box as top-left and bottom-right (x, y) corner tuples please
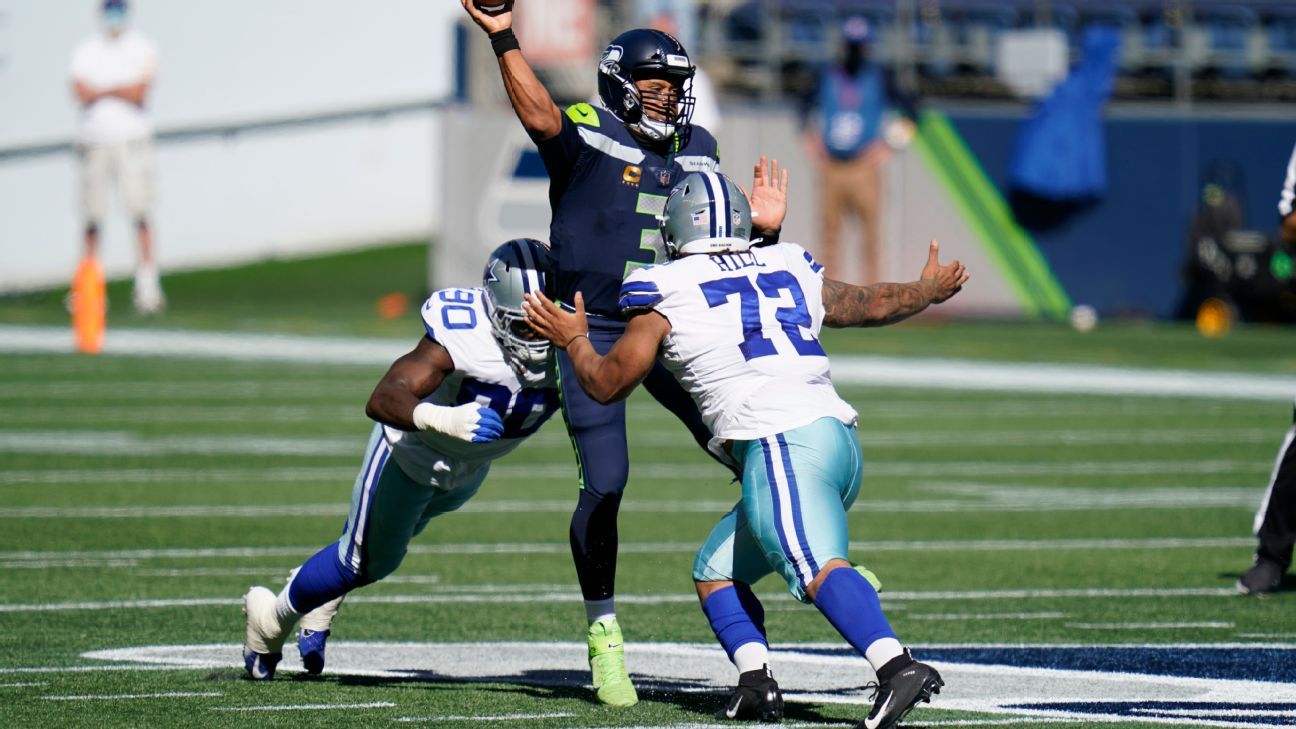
(658, 169), (672, 186)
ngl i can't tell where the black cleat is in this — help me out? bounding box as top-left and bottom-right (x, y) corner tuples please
(716, 666), (784, 722)
(1237, 558), (1284, 596)
(857, 651), (943, 729)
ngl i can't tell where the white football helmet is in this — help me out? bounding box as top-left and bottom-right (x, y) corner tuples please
(658, 171), (753, 257)
(482, 238), (554, 382)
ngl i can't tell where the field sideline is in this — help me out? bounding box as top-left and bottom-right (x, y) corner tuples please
(2, 244), (1295, 728)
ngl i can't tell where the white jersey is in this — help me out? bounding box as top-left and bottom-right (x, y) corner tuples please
(383, 288), (558, 486)
(620, 242), (858, 441)
(70, 29), (158, 145)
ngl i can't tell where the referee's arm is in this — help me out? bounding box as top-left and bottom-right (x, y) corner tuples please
(1281, 143), (1296, 243)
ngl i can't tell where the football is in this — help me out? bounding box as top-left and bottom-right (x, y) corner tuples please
(474, 1), (508, 15)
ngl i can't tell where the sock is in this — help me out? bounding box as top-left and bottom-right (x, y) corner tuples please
(585, 597), (616, 624)
(570, 489), (621, 602)
(285, 544), (368, 617)
(702, 584), (769, 665)
(813, 566), (899, 673)
(733, 642), (771, 675)
(864, 637), (905, 670)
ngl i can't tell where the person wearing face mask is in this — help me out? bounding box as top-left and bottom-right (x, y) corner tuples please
(69, 0), (163, 316)
(460, 0), (785, 707)
(800, 16), (918, 285)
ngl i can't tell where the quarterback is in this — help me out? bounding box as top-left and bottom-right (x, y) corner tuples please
(241, 239), (559, 680)
(525, 168), (968, 729)
(461, 0), (786, 705)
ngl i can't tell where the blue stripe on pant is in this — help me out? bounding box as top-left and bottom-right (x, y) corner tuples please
(336, 424), (488, 582)
(693, 417), (863, 602)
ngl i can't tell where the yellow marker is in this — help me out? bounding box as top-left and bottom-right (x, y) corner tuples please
(71, 256), (106, 354)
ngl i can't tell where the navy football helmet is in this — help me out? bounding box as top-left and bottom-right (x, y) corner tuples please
(597, 28), (696, 144)
(482, 238), (554, 382)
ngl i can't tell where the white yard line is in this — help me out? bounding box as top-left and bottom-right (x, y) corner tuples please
(393, 713), (577, 723)
(0, 586), (1243, 614)
(0, 536), (1254, 565)
(0, 461), (1270, 488)
(1066, 621), (1234, 630)
(4, 324), (1293, 401)
(0, 494), (1266, 519)
(42, 691), (221, 700)
(211, 701), (396, 712)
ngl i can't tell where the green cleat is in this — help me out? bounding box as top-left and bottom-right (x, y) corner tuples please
(587, 617), (638, 707)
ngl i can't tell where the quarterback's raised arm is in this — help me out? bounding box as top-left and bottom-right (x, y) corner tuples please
(523, 291), (668, 404)
(822, 240), (969, 328)
(365, 335), (504, 441)
(461, 0), (563, 141)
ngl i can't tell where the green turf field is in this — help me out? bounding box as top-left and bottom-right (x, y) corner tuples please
(2, 244), (1294, 728)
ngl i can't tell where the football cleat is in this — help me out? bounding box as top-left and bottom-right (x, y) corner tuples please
(857, 651), (943, 729)
(716, 666), (783, 722)
(588, 617), (638, 707)
(1237, 558), (1285, 596)
(298, 628), (329, 675)
(242, 586), (288, 681)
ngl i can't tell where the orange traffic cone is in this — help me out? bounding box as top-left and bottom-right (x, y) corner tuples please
(71, 256), (106, 354)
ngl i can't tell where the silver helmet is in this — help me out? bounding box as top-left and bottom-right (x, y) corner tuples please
(482, 238), (554, 379)
(658, 171), (753, 257)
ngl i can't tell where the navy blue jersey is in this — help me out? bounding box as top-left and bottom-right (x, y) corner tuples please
(537, 103), (720, 318)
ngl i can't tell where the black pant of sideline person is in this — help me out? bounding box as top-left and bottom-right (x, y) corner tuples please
(1240, 399), (1296, 595)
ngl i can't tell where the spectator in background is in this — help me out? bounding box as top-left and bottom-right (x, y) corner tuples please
(800, 16), (917, 284)
(1237, 143), (1296, 596)
(70, 0), (163, 314)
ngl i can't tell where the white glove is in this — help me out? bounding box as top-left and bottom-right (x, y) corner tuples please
(411, 402), (505, 443)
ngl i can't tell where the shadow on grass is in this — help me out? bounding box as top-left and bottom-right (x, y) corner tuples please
(303, 669), (854, 722)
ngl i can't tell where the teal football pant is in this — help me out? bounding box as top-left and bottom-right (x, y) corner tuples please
(693, 417), (863, 602)
(337, 424), (489, 580)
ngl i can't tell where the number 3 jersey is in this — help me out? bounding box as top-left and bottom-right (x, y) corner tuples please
(383, 288), (559, 485)
(619, 242), (858, 441)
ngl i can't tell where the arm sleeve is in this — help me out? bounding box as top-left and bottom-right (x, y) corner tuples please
(1280, 143), (1296, 222)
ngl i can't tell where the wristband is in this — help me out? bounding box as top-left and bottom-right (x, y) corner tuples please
(568, 333), (590, 349)
(412, 402), (449, 433)
(489, 28), (520, 57)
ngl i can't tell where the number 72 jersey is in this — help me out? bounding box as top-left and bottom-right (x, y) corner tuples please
(618, 242), (858, 442)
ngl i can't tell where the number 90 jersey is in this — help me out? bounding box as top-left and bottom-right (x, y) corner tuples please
(619, 243), (857, 441)
(383, 288), (559, 483)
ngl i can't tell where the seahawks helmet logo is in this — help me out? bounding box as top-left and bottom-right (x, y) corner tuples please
(599, 45), (624, 76)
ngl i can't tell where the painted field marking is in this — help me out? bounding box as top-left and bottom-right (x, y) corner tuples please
(42, 691), (221, 700)
(211, 702), (396, 712)
(0, 586), (1244, 614)
(909, 612), (1068, 621)
(1066, 621), (1234, 630)
(393, 713), (577, 723)
(0, 536), (1256, 564)
(0, 461), (1270, 487)
(4, 324), (1294, 400)
(0, 665), (190, 675)
(0, 682), (47, 687)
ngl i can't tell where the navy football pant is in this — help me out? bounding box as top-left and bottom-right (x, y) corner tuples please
(558, 316), (730, 601)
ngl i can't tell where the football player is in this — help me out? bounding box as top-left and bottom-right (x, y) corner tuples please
(241, 238), (560, 680)
(524, 164), (968, 729)
(461, 0), (786, 706)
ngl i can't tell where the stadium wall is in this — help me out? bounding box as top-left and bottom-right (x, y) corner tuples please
(0, 0), (458, 293)
(947, 106), (1296, 318)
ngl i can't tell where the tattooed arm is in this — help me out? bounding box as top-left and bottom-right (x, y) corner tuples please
(821, 240), (969, 328)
